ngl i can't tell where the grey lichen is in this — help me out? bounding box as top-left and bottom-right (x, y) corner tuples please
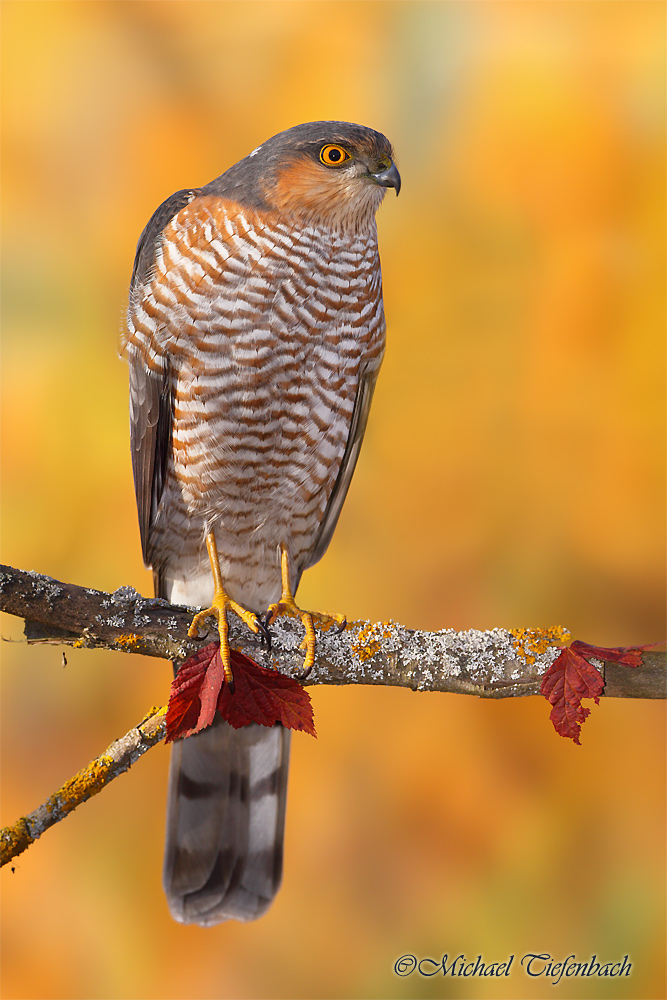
(294, 620), (563, 694)
(110, 585), (141, 603)
(100, 614), (126, 629)
(25, 570), (63, 605)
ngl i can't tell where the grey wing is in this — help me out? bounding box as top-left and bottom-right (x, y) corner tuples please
(130, 188), (197, 288)
(305, 368), (379, 570)
(127, 188), (197, 567)
(128, 358), (171, 567)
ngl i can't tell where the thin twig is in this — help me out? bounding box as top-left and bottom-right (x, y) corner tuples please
(1, 707), (166, 867)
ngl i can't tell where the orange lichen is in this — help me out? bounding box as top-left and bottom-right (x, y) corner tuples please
(0, 817), (33, 865)
(115, 633), (143, 650)
(45, 756), (115, 818)
(139, 705), (167, 727)
(509, 626), (571, 664)
(352, 620), (396, 662)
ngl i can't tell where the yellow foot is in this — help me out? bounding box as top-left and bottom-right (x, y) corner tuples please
(189, 591), (261, 684)
(265, 546), (346, 675)
(187, 533), (261, 687)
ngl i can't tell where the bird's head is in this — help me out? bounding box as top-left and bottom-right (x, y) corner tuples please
(212, 121), (400, 233)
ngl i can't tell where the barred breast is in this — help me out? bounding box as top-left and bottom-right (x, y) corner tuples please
(124, 195), (385, 613)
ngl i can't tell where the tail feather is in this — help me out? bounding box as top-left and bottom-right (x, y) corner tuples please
(160, 569), (290, 925)
(164, 717), (290, 925)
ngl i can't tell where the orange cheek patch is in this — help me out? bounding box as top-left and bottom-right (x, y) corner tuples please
(269, 158), (348, 218)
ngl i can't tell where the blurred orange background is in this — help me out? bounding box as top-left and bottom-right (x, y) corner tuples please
(1, 2), (664, 998)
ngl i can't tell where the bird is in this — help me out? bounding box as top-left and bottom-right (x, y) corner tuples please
(122, 121), (400, 926)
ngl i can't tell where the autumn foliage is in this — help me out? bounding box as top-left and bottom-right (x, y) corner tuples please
(166, 643), (316, 742)
(541, 640), (647, 744)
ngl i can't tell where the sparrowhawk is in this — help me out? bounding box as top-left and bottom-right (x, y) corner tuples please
(122, 121), (400, 925)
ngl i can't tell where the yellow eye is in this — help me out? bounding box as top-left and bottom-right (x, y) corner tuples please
(319, 144), (351, 167)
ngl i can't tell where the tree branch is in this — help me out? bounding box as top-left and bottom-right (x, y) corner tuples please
(2, 564), (664, 697)
(1, 563), (664, 867)
(1, 707), (166, 867)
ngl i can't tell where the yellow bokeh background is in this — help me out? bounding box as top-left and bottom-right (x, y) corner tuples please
(1, 2), (664, 998)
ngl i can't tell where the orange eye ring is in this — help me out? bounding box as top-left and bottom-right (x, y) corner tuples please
(319, 144), (351, 167)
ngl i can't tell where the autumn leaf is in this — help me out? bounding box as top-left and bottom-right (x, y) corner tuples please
(165, 644), (216, 741)
(166, 643), (316, 743)
(541, 639), (649, 744)
(568, 639), (647, 668)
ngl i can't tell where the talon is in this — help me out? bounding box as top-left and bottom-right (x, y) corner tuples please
(256, 615), (272, 650)
(265, 600), (290, 629)
(189, 532), (261, 686)
(266, 544), (344, 675)
(188, 609), (214, 639)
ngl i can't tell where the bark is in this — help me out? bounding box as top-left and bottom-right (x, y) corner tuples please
(1, 708), (165, 867)
(1, 563), (664, 867)
(2, 564), (663, 697)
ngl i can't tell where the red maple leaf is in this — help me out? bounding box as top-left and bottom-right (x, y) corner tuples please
(166, 643), (316, 743)
(540, 640), (650, 744)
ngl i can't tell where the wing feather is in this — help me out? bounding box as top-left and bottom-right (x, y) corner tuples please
(127, 189), (197, 566)
(128, 359), (171, 566)
(130, 188), (197, 289)
(305, 368), (378, 570)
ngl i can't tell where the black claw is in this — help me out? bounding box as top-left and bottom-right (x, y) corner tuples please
(227, 673), (235, 695)
(296, 663), (313, 682)
(335, 617), (347, 635)
(255, 614), (272, 651)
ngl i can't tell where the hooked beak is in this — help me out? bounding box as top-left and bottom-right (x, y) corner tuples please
(372, 162), (401, 196)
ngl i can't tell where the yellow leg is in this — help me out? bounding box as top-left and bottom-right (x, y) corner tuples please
(188, 533), (261, 685)
(265, 544), (346, 674)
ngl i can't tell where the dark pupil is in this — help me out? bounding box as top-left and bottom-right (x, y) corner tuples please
(328, 147), (342, 162)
